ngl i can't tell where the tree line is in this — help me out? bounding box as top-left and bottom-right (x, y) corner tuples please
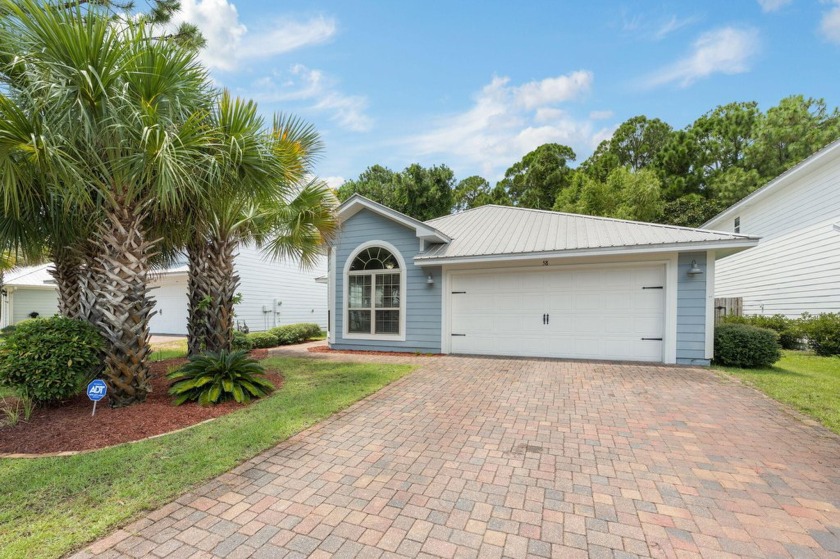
(339, 95), (840, 226)
(0, 1), (337, 406)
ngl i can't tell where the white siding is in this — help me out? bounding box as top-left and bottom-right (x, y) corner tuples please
(708, 151), (840, 317)
(233, 244), (327, 332)
(11, 288), (58, 323)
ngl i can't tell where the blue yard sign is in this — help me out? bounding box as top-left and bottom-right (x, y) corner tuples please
(87, 379), (107, 416)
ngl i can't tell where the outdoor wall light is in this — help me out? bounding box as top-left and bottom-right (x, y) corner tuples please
(687, 260), (703, 276)
(427, 274), (435, 285)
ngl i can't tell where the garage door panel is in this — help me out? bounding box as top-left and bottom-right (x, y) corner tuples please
(450, 265), (665, 362)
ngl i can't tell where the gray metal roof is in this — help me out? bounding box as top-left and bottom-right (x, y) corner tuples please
(418, 205), (758, 261)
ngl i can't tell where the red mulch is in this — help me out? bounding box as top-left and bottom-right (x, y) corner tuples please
(307, 346), (441, 357)
(0, 352), (281, 455)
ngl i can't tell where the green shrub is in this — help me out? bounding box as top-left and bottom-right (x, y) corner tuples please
(799, 313), (840, 356)
(246, 331), (279, 349)
(168, 349), (275, 406)
(721, 314), (801, 349)
(232, 330), (253, 351)
(269, 323), (322, 345)
(714, 323), (781, 368)
(0, 317), (104, 403)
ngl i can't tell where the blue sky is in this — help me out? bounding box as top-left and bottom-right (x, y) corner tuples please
(170, 0), (840, 187)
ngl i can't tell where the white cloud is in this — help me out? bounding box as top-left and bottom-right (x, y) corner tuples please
(323, 176), (346, 189)
(757, 0), (792, 12)
(169, 1), (336, 71)
(644, 26), (760, 88)
(249, 65), (372, 132)
(401, 72), (608, 178)
(513, 71), (592, 109)
(589, 110), (614, 120)
(821, 1), (840, 44)
(653, 15), (699, 39)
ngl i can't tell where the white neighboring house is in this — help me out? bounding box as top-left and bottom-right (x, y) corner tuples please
(0, 244), (327, 334)
(703, 139), (840, 317)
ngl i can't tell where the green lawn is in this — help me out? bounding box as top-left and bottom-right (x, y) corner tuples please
(716, 350), (840, 434)
(0, 357), (414, 559)
(149, 339), (188, 362)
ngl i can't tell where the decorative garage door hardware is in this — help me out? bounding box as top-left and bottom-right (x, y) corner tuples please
(542, 314), (550, 324)
(451, 333), (466, 336)
(451, 291), (466, 294)
(641, 337), (663, 341)
(642, 286), (664, 289)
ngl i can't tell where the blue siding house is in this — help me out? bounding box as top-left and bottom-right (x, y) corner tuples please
(328, 196), (758, 365)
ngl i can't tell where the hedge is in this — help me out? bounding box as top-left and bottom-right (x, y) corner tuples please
(714, 323), (781, 368)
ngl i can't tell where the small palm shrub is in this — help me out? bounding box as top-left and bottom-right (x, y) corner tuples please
(168, 350), (275, 406)
(721, 314), (801, 349)
(269, 323), (323, 345)
(246, 331), (279, 349)
(714, 323), (781, 368)
(0, 317), (104, 403)
(799, 313), (840, 356)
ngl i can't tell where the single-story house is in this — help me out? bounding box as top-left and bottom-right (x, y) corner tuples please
(1, 244), (327, 334)
(703, 139), (840, 318)
(326, 195), (759, 365)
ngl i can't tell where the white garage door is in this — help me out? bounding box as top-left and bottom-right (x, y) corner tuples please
(149, 277), (189, 335)
(449, 265), (666, 362)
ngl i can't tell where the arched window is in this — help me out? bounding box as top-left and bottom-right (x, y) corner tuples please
(347, 246), (402, 336)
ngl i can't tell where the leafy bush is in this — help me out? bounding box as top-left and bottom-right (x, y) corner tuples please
(721, 314), (801, 349)
(168, 349), (275, 406)
(246, 331), (279, 349)
(232, 330), (253, 351)
(268, 323), (322, 345)
(0, 317), (104, 403)
(799, 313), (840, 356)
(714, 323), (781, 368)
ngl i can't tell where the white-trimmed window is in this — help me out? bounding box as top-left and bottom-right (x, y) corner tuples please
(346, 245), (404, 337)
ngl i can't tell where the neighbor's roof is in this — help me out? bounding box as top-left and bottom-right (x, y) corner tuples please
(5, 262), (188, 289)
(4, 264), (55, 288)
(702, 138), (840, 228)
(417, 205), (758, 263)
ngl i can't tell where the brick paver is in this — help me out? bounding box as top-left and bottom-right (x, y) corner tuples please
(72, 351), (840, 558)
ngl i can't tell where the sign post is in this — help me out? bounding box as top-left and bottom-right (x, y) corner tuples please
(87, 379), (107, 416)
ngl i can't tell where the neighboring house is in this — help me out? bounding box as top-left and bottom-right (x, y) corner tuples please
(327, 195), (758, 365)
(703, 139), (840, 318)
(0, 245), (327, 334)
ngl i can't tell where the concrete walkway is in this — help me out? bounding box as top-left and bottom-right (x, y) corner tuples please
(72, 350), (840, 558)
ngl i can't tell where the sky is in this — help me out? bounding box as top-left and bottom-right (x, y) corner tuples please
(169, 0), (840, 187)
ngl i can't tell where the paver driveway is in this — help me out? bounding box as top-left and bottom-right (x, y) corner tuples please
(73, 353), (840, 559)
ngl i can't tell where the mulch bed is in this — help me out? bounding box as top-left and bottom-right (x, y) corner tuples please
(0, 351), (280, 455)
(307, 346), (441, 357)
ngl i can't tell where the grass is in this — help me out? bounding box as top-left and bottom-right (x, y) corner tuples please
(716, 350), (840, 434)
(0, 356), (414, 559)
(149, 339), (188, 362)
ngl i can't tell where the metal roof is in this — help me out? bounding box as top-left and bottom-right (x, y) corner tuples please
(5, 264), (55, 287)
(418, 205), (758, 262)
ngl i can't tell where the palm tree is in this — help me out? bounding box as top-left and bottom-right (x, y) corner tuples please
(0, 1), (216, 406)
(186, 95), (337, 354)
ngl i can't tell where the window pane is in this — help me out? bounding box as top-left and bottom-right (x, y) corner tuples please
(375, 273), (400, 308)
(349, 310), (372, 333)
(350, 247), (400, 271)
(375, 310), (399, 334)
(348, 275), (371, 308)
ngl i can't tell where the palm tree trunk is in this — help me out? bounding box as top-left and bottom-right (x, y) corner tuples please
(49, 248), (83, 319)
(91, 202), (155, 407)
(186, 239), (212, 356)
(202, 234), (239, 354)
(79, 242), (103, 327)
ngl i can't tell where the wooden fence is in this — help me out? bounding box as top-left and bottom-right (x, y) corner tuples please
(714, 297), (743, 324)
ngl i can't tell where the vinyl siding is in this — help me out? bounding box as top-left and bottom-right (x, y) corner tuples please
(11, 288), (58, 323)
(333, 209), (442, 353)
(233, 244), (327, 332)
(707, 152), (840, 316)
(676, 252), (709, 366)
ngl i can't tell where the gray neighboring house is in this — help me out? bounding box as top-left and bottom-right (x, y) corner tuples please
(326, 195), (758, 365)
